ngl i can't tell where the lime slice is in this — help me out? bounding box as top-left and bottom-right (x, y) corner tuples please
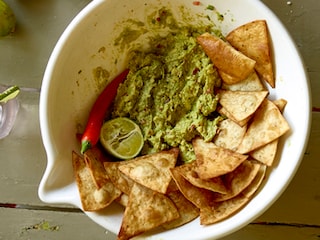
(0, 85), (20, 103)
(100, 117), (144, 160)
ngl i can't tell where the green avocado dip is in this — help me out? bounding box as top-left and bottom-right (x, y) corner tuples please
(112, 7), (224, 163)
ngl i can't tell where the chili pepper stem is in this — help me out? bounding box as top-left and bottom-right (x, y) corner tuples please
(81, 140), (91, 154)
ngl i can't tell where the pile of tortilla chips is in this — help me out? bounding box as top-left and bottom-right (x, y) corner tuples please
(72, 20), (290, 240)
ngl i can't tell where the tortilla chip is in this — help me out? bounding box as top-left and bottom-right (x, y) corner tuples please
(118, 148), (179, 194)
(197, 33), (256, 84)
(222, 71), (266, 91)
(200, 193), (248, 225)
(218, 90), (269, 123)
(226, 20), (275, 88)
(117, 183), (179, 240)
(166, 179), (180, 193)
(72, 151), (121, 211)
(218, 71), (243, 85)
(175, 161), (227, 194)
(213, 160), (261, 202)
(241, 164), (267, 198)
(162, 190), (199, 229)
(218, 107), (251, 127)
(116, 193), (129, 207)
(237, 99), (290, 154)
(103, 161), (134, 195)
(170, 167), (215, 210)
(213, 119), (247, 151)
(249, 140), (278, 166)
(273, 98), (288, 113)
(249, 98), (287, 166)
(84, 147), (109, 189)
(200, 163), (267, 225)
(193, 138), (248, 179)
(197, 159), (266, 225)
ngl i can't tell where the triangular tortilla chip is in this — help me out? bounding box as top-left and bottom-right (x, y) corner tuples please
(166, 179), (180, 193)
(175, 161), (227, 194)
(237, 99), (290, 154)
(84, 147), (109, 189)
(72, 151), (121, 211)
(103, 161), (134, 195)
(249, 99), (288, 166)
(118, 183), (179, 240)
(170, 167), (215, 210)
(193, 138), (248, 179)
(241, 164), (267, 198)
(218, 90), (269, 123)
(197, 33), (256, 84)
(218, 71), (243, 85)
(226, 20), (275, 88)
(201, 163), (266, 225)
(273, 98), (288, 113)
(118, 148), (179, 193)
(218, 107), (251, 127)
(222, 71), (266, 91)
(249, 140), (278, 166)
(213, 160), (261, 202)
(200, 194), (248, 225)
(213, 118), (247, 151)
(162, 190), (199, 229)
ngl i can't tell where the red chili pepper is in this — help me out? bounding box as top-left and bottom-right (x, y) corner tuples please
(80, 69), (130, 154)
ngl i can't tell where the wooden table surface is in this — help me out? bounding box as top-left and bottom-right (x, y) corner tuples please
(0, 0), (319, 239)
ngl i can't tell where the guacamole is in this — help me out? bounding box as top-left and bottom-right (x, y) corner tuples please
(112, 8), (223, 162)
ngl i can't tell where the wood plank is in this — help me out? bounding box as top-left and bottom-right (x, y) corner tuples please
(0, 91), (72, 208)
(1, 207), (319, 240)
(0, 1), (319, 239)
(0, 0), (92, 88)
(0, 207), (115, 240)
(223, 222), (320, 240)
(257, 114), (320, 225)
(309, 72), (320, 108)
(262, 0), (320, 108)
(0, 91), (45, 205)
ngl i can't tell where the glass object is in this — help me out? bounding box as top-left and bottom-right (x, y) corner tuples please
(0, 85), (19, 139)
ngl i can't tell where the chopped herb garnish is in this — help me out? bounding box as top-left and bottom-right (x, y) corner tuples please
(206, 5), (215, 11)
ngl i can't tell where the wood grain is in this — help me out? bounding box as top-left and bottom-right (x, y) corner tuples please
(0, 0), (319, 239)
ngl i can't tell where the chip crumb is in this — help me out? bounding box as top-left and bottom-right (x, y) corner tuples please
(286, 1), (292, 6)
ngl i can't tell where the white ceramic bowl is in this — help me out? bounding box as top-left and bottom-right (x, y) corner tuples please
(39, 0), (311, 239)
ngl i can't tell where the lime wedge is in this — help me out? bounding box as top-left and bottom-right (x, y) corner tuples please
(100, 117), (144, 160)
(0, 85), (20, 103)
(0, 0), (16, 36)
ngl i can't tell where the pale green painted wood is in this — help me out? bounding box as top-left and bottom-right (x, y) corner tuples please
(1, 208), (320, 240)
(0, 0), (319, 240)
(0, 208), (113, 240)
(0, 0), (92, 88)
